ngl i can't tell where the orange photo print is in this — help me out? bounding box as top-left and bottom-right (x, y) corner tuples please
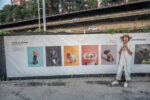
(82, 45), (99, 65)
(64, 46), (79, 66)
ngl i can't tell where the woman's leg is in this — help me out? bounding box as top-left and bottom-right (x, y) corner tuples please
(124, 65), (131, 81)
(116, 64), (124, 80)
(124, 65), (131, 87)
(112, 64), (124, 85)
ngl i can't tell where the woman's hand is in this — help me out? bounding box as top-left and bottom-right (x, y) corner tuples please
(125, 46), (133, 55)
(123, 44), (132, 55)
(123, 43), (127, 47)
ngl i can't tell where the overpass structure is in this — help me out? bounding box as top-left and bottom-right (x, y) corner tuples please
(0, 0), (150, 33)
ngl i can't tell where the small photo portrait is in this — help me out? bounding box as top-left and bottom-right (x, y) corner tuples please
(27, 47), (44, 67)
(46, 46), (62, 66)
(101, 45), (116, 65)
(64, 46), (79, 66)
(82, 45), (99, 65)
(134, 44), (150, 64)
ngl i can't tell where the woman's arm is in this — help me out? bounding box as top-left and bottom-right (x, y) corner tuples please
(125, 46), (133, 55)
(119, 47), (123, 55)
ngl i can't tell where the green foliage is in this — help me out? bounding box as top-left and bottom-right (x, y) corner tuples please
(142, 25), (150, 32)
(102, 0), (113, 6)
(0, 0), (38, 23)
(142, 60), (150, 64)
(88, 0), (97, 9)
(33, 28), (44, 32)
(71, 0), (86, 11)
(53, 29), (68, 33)
(46, 0), (59, 15)
(105, 25), (150, 34)
(118, 28), (131, 33)
(107, 28), (116, 34)
(0, 10), (5, 23)
(0, 31), (11, 35)
(101, 74), (104, 78)
(106, 27), (133, 34)
(0, 0), (98, 24)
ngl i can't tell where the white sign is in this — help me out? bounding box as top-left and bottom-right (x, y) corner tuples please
(4, 33), (150, 78)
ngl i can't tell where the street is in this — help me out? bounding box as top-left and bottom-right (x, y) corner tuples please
(0, 77), (150, 100)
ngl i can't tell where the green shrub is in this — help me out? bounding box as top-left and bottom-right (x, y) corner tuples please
(107, 28), (116, 34)
(142, 25), (150, 32)
(54, 29), (67, 33)
(118, 28), (131, 33)
(142, 60), (150, 64)
(33, 28), (43, 32)
(0, 31), (11, 35)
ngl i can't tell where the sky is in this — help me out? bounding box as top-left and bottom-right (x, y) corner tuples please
(0, 0), (11, 10)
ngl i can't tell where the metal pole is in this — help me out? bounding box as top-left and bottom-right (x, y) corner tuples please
(11, 0), (13, 5)
(42, 0), (47, 32)
(37, 0), (41, 31)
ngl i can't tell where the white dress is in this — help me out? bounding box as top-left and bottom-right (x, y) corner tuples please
(116, 42), (134, 80)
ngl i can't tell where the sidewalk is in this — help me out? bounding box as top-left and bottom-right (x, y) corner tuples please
(0, 77), (150, 100)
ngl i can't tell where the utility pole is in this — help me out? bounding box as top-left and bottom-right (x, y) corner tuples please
(11, 0), (13, 5)
(37, 0), (41, 31)
(97, 0), (102, 8)
(59, 0), (62, 13)
(84, 0), (88, 9)
(42, 0), (47, 32)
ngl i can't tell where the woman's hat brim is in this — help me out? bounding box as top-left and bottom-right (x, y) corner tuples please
(120, 34), (132, 40)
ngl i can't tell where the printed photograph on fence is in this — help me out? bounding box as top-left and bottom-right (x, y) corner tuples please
(27, 47), (44, 67)
(46, 46), (62, 66)
(134, 44), (150, 64)
(101, 45), (116, 65)
(82, 45), (99, 65)
(64, 46), (79, 66)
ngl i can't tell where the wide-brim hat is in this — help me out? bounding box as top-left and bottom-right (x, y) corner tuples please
(120, 34), (132, 40)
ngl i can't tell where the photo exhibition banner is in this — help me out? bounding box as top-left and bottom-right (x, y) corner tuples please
(4, 33), (150, 78)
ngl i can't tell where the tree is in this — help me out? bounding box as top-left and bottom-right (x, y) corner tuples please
(46, 0), (59, 15)
(0, 0), (103, 24)
(71, 0), (86, 11)
(21, 0), (38, 19)
(88, 0), (97, 9)
(102, 0), (113, 6)
(2, 5), (15, 22)
(12, 5), (24, 21)
(0, 10), (5, 23)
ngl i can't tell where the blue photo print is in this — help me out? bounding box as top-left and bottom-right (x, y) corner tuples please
(27, 47), (44, 67)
